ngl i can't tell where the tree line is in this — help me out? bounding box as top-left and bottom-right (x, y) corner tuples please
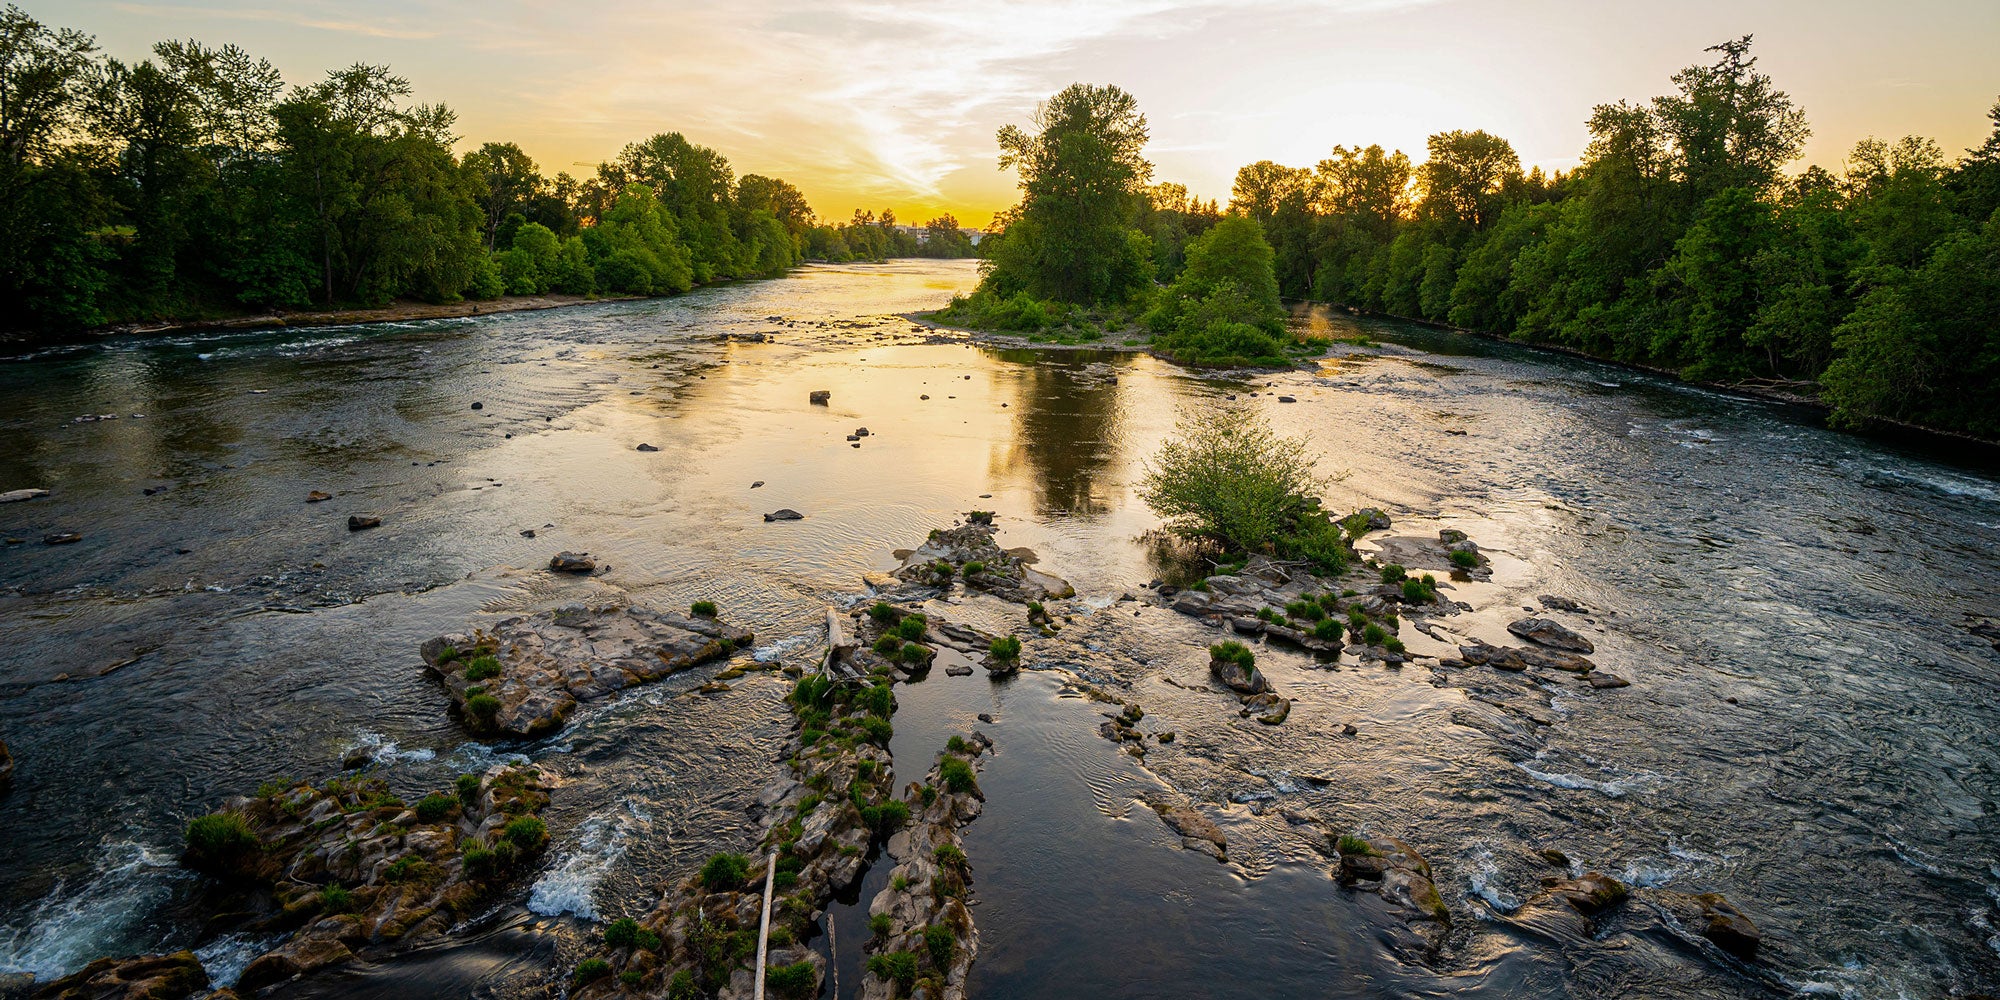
(0, 5), (974, 335)
(951, 38), (2000, 439)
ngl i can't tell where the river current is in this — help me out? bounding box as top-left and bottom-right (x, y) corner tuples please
(1, 259), (1997, 999)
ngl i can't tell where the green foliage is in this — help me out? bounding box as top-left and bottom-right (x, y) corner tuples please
(414, 792), (455, 823)
(868, 951), (920, 993)
(895, 614), (928, 640)
(465, 692), (501, 720)
(1449, 549), (1480, 569)
(962, 561), (985, 577)
(700, 852), (751, 890)
(1313, 618), (1343, 641)
(873, 633), (904, 657)
(184, 812), (258, 872)
(383, 855), (440, 883)
(455, 773), (482, 807)
(939, 756), (978, 795)
(1284, 599), (1326, 622)
(859, 716), (895, 746)
(667, 969), (698, 1000)
(1379, 564), (1406, 583)
(1337, 833), (1381, 857)
(1210, 641), (1256, 669)
(318, 884), (355, 913)
(1146, 216), (1290, 366)
(899, 642), (930, 665)
(690, 600), (718, 617)
(870, 912), (893, 937)
(866, 798), (911, 831)
(1402, 575), (1438, 603)
(765, 961), (817, 1000)
(1362, 623), (1389, 645)
(989, 635), (1021, 660)
(462, 655), (501, 681)
(572, 958), (610, 986)
(1140, 408), (1350, 569)
(924, 923), (956, 969)
(946, 735), (969, 753)
(868, 601), (899, 624)
(933, 843), (968, 868)
(603, 916), (643, 948)
(501, 815), (547, 851)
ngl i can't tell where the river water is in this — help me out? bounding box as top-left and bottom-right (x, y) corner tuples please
(1, 259), (1997, 999)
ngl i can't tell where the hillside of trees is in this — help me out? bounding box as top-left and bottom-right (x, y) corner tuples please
(948, 38), (2000, 439)
(0, 5), (973, 337)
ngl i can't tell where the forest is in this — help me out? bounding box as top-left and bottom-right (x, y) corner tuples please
(0, 5), (973, 335)
(950, 38), (2000, 439)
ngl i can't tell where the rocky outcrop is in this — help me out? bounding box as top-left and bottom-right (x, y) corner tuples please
(549, 551), (596, 573)
(1506, 617), (1595, 653)
(1651, 890), (1761, 959)
(1504, 872), (1628, 943)
(891, 515), (1073, 602)
(859, 733), (992, 1000)
(185, 764), (552, 993)
(1142, 793), (1227, 860)
(1452, 639), (1593, 674)
(1335, 833), (1451, 960)
(30, 950), (207, 1000)
(422, 603), (752, 737)
(1208, 649), (1271, 695)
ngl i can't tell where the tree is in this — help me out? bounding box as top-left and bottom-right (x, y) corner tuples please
(1145, 215), (1287, 366)
(986, 82), (1155, 304)
(1652, 35), (1809, 205)
(1140, 407), (1346, 569)
(1417, 129), (1521, 230)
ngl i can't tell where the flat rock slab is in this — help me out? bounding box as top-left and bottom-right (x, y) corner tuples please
(0, 488), (49, 503)
(423, 604), (753, 737)
(1508, 617), (1595, 653)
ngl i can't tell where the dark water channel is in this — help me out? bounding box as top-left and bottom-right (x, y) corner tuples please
(2, 261), (1998, 1000)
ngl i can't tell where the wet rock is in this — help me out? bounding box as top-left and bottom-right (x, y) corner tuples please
(1352, 507), (1392, 531)
(42, 533), (81, 545)
(854, 427), (869, 437)
(0, 488), (50, 503)
(1247, 694), (1292, 725)
(519, 529), (535, 538)
(0, 739), (12, 792)
(423, 605), (751, 737)
(548, 551), (596, 573)
(346, 514), (380, 531)
(1208, 655), (1272, 696)
(809, 390), (830, 404)
(1335, 833), (1449, 959)
(1143, 794), (1226, 860)
(1458, 639), (1593, 673)
(1586, 670), (1630, 689)
(1653, 890), (1761, 959)
(1538, 594), (1587, 613)
(945, 664), (973, 676)
(977, 713), (994, 723)
(32, 950), (208, 1000)
(469, 401), (483, 410)
(306, 490), (332, 503)
(764, 508), (806, 522)
(1507, 617), (1596, 653)
(1277, 395), (1297, 403)
(1507, 872), (1628, 943)
(340, 745), (374, 770)
(890, 515), (1074, 602)
(751, 481), (764, 489)
(635, 443), (659, 452)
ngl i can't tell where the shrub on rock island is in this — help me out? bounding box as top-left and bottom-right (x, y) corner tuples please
(868, 601), (899, 624)
(690, 600), (719, 617)
(415, 792), (456, 822)
(1209, 641), (1256, 670)
(766, 961), (817, 1000)
(463, 655), (501, 681)
(868, 951), (919, 993)
(573, 958), (610, 985)
(873, 633), (903, 657)
(455, 773), (482, 806)
(502, 815), (548, 851)
(1450, 549), (1480, 568)
(925, 923), (957, 970)
(1140, 408), (1350, 572)
(465, 691), (501, 722)
(700, 852), (752, 890)
(940, 756), (978, 795)
(895, 614), (928, 641)
(184, 812), (258, 874)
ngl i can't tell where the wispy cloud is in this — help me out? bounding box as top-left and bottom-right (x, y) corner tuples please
(110, 2), (437, 39)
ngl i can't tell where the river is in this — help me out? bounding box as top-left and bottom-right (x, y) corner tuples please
(1, 259), (1997, 999)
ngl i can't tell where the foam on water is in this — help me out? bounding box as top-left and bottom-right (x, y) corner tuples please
(193, 932), (284, 988)
(0, 840), (186, 981)
(527, 802), (652, 920)
(1462, 844), (1521, 913)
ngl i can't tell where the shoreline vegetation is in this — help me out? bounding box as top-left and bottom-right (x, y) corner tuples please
(0, 6), (974, 345)
(923, 40), (2000, 442)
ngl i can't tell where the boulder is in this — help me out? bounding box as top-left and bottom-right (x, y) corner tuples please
(808, 390), (830, 404)
(31, 950), (208, 1000)
(346, 514), (380, 531)
(1351, 508), (1392, 530)
(1585, 671), (1630, 689)
(549, 551), (596, 573)
(1506, 872), (1628, 942)
(1335, 833), (1450, 959)
(1507, 617), (1596, 653)
(764, 509), (805, 522)
(1209, 656), (1272, 695)
(1655, 890), (1760, 959)
(1143, 795), (1226, 860)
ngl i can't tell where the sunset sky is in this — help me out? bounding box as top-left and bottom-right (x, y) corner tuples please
(40, 0), (2000, 228)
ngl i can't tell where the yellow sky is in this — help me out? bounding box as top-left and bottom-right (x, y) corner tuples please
(45, 0), (2000, 228)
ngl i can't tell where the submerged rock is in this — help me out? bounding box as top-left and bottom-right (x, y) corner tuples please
(1653, 890), (1761, 959)
(422, 604), (751, 737)
(346, 514), (381, 531)
(32, 950), (208, 1000)
(548, 551), (596, 573)
(1506, 872), (1629, 943)
(41, 532), (81, 545)
(1143, 794), (1227, 860)
(306, 490), (332, 503)
(1507, 617), (1596, 653)
(1335, 832), (1450, 960)
(764, 508), (806, 521)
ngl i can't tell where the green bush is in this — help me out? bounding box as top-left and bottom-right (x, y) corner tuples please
(462, 844), (498, 879)
(867, 798), (910, 831)
(1450, 549), (1480, 568)
(1384, 636), (1407, 654)
(939, 756), (978, 795)
(1401, 576), (1437, 603)
(383, 855), (440, 883)
(620, 970), (643, 986)
(765, 961), (817, 1000)
(184, 812), (258, 872)
(700, 852), (752, 890)
(989, 635), (1021, 660)
(604, 916), (643, 948)
(1337, 833), (1381, 857)
(895, 615), (927, 640)
(946, 735), (968, 753)
(868, 951), (919, 992)
(859, 682), (895, 718)
(502, 815), (547, 851)
(573, 958), (610, 985)
(1140, 408), (1339, 560)
(1379, 563), (1407, 583)
(1284, 599), (1326, 622)
(933, 843), (967, 868)
(870, 912), (893, 937)
(414, 792), (456, 823)
(1313, 618), (1343, 641)
(691, 600), (719, 617)
(318, 884), (354, 913)
(868, 601), (899, 623)
(859, 716), (894, 746)
(463, 655), (502, 681)
(455, 773), (482, 807)
(1362, 623), (1388, 645)
(465, 692), (501, 720)
(899, 642), (930, 665)
(925, 923), (956, 969)
(873, 634), (903, 657)
(962, 561), (985, 577)
(1209, 641), (1255, 669)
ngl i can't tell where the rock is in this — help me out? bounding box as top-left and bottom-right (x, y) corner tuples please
(549, 551), (596, 573)
(1586, 670), (1629, 689)
(1507, 617), (1596, 653)
(854, 427), (869, 437)
(1439, 529), (1468, 545)
(306, 490), (332, 503)
(470, 401), (483, 410)
(946, 664), (973, 676)
(42, 533), (81, 545)
(340, 745), (373, 770)
(809, 390), (830, 404)
(764, 509), (805, 522)
(1655, 890), (1761, 959)
(977, 713), (994, 723)
(1351, 507), (1392, 530)
(1341, 723), (1359, 736)
(750, 481), (764, 488)
(520, 529), (536, 538)
(32, 950), (209, 1000)
(1143, 796), (1226, 859)
(1208, 656), (1272, 695)
(1459, 639), (1593, 673)
(1538, 594), (1587, 613)
(0, 739), (12, 791)
(1277, 395), (1297, 403)
(1335, 833), (1450, 959)
(0, 488), (50, 503)
(636, 443), (660, 452)
(1508, 872), (1629, 942)
(347, 514), (380, 531)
